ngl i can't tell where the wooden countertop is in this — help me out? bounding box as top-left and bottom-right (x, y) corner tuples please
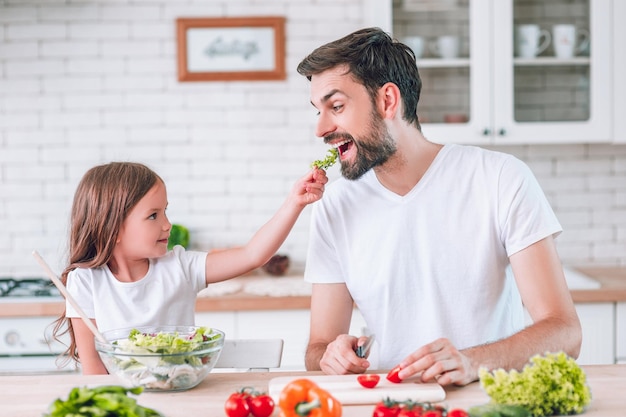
(1, 267), (625, 318)
(3, 365), (625, 416)
(570, 267), (626, 303)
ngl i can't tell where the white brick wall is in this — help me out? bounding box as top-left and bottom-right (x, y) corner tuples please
(1, 0), (625, 278)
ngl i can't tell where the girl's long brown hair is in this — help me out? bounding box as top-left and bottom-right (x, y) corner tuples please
(52, 162), (161, 366)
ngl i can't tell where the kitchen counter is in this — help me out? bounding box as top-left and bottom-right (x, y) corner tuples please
(3, 365), (625, 416)
(1, 267), (625, 318)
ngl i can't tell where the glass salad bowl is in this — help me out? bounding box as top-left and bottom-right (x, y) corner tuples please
(95, 325), (225, 392)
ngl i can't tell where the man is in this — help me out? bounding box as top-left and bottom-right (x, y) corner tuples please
(297, 27), (581, 386)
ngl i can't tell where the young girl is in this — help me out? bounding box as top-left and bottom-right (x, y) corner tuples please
(54, 161), (328, 374)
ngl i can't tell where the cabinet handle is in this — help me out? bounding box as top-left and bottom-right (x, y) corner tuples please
(482, 128), (491, 136)
(498, 128), (507, 136)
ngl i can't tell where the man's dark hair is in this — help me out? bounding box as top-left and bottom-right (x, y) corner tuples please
(297, 27), (422, 129)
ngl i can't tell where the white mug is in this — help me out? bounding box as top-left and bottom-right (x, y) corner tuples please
(515, 24), (551, 58)
(430, 35), (460, 59)
(402, 36), (425, 59)
(552, 24), (590, 58)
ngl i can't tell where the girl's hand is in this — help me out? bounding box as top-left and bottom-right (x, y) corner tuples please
(293, 168), (328, 206)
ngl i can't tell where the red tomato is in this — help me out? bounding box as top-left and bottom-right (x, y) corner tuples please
(357, 374), (381, 389)
(421, 410), (442, 417)
(224, 392), (250, 417)
(447, 409), (469, 417)
(397, 408), (421, 417)
(386, 365), (403, 383)
(372, 400), (400, 417)
(247, 394), (275, 417)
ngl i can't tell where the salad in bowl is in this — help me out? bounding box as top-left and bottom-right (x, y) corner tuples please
(95, 325), (225, 392)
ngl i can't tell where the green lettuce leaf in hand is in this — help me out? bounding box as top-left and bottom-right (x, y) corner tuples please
(168, 224), (190, 250)
(479, 351), (591, 417)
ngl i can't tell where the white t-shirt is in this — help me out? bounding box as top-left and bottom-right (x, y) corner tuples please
(65, 245), (207, 334)
(304, 144), (562, 369)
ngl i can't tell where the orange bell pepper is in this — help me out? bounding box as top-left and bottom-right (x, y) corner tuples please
(278, 378), (342, 417)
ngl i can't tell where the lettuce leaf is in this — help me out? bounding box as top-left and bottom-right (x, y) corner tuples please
(479, 352), (592, 417)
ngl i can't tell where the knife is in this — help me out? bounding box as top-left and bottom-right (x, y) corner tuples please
(355, 334), (376, 358)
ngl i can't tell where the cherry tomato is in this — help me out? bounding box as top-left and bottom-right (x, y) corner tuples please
(422, 410), (442, 417)
(247, 393), (275, 417)
(224, 392), (250, 417)
(357, 374), (381, 389)
(397, 408), (421, 417)
(372, 399), (400, 417)
(447, 409), (469, 417)
(386, 365), (403, 383)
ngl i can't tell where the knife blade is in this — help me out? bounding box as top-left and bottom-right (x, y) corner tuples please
(355, 334), (375, 358)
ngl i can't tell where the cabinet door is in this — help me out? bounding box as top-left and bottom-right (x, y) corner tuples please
(492, 0), (612, 144)
(575, 303), (615, 365)
(195, 312), (237, 341)
(613, 0), (626, 143)
(366, 0), (612, 144)
(374, 0), (491, 145)
(616, 302), (626, 361)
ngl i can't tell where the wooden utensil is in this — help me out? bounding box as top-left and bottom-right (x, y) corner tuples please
(32, 250), (107, 344)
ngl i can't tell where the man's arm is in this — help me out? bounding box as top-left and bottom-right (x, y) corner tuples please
(398, 236), (582, 386)
(305, 282), (370, 373)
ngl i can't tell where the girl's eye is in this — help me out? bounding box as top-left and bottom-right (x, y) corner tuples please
(148, 213), (157, 220)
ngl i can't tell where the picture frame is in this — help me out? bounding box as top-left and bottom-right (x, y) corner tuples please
(176, 16), (286, 82)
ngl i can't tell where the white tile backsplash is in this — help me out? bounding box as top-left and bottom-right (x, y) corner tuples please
(0, 0), (625, 277)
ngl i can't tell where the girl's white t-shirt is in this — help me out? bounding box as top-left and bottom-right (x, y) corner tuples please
(65, 245), (207, 333)
(304, 144), (562, 369)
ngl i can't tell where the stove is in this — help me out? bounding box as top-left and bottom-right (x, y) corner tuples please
(0, 277), (78, 374)
(0, 277), (61, 299)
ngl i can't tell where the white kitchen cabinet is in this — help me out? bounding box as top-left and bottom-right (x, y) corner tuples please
(196, 309), (367, 370)
(616, 302), (626, 362)
(524, 301), (614, 365)
(194, 312), (237, 342)
(613, 0), (626, 143)
(575, 303), (615, 365)
(365, 0), (612, 145)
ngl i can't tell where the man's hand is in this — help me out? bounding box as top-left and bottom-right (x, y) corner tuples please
(396, 337), (477, 386)
(319, 334), (370, 374)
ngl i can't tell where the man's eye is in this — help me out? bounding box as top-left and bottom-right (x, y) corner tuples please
(332, 104), (343, 112)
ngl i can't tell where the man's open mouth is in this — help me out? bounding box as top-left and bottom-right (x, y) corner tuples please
(333, 139), (353, 157)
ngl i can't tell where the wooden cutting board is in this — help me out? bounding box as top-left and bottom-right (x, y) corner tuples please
(268, 374), (446, 405)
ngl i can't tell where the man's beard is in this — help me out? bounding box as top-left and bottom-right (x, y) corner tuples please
(340, 111), (397, 180)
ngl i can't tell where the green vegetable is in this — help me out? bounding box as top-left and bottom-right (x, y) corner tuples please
(311, 148), (339, 170)
(115, 327), (219, 366)
(168, 223), (190, 250)
(478, 352), (591, 417)
(45, 385), (161, 417)
(468, 403), (531, 417)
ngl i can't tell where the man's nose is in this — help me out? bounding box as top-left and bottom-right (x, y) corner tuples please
(315, 112), (336, 139)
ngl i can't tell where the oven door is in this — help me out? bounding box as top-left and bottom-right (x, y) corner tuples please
(0, 355), (79, 375)
(0, 316), (80, 375)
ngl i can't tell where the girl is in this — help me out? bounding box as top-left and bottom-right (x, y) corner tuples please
(53, 161), (327, 374)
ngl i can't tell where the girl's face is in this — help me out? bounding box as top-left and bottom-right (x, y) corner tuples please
(116, 180), (171, 260)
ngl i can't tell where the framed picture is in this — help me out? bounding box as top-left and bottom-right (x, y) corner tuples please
(176, 16), (286, 82)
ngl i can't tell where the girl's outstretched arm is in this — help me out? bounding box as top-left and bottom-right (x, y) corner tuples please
(204, 168), (328, 284)
(71, 318), (109, 374)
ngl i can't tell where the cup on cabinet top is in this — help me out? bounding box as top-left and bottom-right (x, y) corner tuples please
(552, 24), (590, 59)
(402, 36), (425, 59)
(429, 35), (460, 59)
(515, 24), (551, 58)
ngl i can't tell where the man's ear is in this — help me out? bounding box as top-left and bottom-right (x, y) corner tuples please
(378, 82), (402, 119)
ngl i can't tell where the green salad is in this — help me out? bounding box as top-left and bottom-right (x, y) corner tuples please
(478, 351), (591, 417)
(101, 327), (223, 391)
(311, 148), (339, 170)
